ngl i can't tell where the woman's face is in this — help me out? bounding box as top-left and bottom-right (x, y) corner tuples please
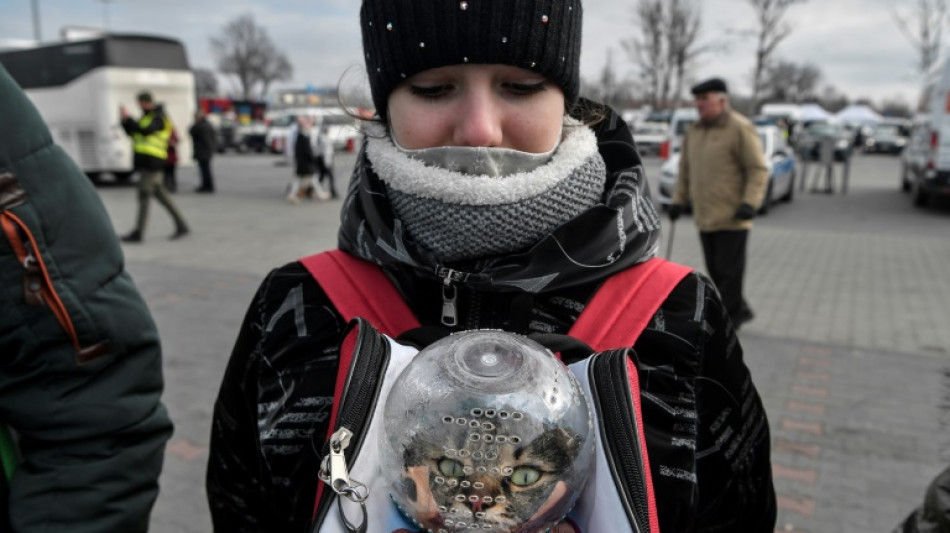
(387, 64), (565, 153)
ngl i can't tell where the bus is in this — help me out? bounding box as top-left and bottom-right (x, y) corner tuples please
(0, 33), (196, 182)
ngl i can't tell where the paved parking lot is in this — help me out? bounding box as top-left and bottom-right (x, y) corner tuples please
(89, 149), (950, 532)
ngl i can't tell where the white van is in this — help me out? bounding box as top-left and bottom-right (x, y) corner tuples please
(901, 58), (950, 207)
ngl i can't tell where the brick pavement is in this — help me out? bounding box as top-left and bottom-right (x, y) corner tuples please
(87, 152), (950, 532)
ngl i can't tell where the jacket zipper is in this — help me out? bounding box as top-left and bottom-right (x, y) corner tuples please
(311, 322), (390, 531)
(437, 267), (465, 327)
(588, 349), (653, 532)
(0, 211), (104, 362)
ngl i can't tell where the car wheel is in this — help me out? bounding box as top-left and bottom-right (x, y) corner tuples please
(901, 164), (911, 192)
(112, 171), (133, 183)
(759, 183), (773, 215)
(912, 179), (930, 207)
(85, 172), (102, 183)
(783, 171), (795, 203)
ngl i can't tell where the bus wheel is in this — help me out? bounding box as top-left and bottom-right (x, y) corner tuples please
(113, 171), (133, 183)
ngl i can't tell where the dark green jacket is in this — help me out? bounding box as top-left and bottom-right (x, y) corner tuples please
(0, 66), (173, 531)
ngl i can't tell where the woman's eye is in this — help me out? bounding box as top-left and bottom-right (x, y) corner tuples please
(509, 466), (541, 487)
(410, 85), (452, 99)
(505, 82), (546, 96)
(438, 458), (465, 477)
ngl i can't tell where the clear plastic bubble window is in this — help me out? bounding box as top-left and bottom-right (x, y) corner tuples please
(380, 330), (594, 533)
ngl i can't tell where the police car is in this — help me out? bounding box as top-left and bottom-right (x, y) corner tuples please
(656, 124), (797, 214)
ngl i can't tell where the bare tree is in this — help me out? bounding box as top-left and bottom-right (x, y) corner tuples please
(623, 0), (705, 108)
(815, 84), (848, 113)
(666, 0), (704, 104)
(624, 0), (668, 108)
(760, 59), (821, 103)
(879, 95), (913, 118)
(893, 0), (949, 76)
(193, 68), (219, 98)
(254, 42), (293, 98)
(210, 13), (293, 100)
(746, 0), (807, 108)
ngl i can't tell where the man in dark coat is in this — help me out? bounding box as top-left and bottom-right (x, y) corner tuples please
(0, 66), (173, 532)
(190, 109), (217, 193)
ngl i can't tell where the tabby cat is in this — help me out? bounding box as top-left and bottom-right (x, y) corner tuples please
(394, 406), (582, 533)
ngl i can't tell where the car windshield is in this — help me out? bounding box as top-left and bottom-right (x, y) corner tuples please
(807, 123), (846, 138)
(269, 115), (295, 127)
(635, 122), (667, 135)
(873, 125), (901, 137)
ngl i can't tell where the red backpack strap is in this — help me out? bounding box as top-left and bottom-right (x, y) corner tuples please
(298, 249), (420, 337)
(569, 258), (693, 352)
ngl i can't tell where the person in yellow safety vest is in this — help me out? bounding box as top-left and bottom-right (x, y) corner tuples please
(119, 90), (190, 242)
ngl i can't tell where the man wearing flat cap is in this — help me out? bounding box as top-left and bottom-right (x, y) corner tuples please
(668, 77), (768, 330)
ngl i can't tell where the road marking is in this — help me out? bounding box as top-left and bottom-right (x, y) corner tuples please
(774, 439), (821, 458)
(786, 401), (826, 415)
(777, 495), (815, 517)
(795, 371), (830, 381)
(791, 385), (828, 398)
(781, 418), (824, 435)
(773, 463), (818, 484)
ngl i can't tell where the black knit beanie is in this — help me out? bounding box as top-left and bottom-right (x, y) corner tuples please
(361, 0), (583, 118)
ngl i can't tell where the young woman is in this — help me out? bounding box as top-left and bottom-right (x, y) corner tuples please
(207, 1), (776, 531)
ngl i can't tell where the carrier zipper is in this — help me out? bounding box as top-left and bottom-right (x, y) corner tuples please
(318, 428), (368, 533)
(588, 349), (654, 532)
(0, 211), (107, 363)
(437, 267), (464, 327)
(311, 322), (390, 532)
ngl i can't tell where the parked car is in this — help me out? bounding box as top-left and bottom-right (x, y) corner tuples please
(656, 125), (797, 215)
(659, 107), (699, 159)
(632, 121), (668, 156)
(899, 114), (947, 206)
(863, 122), (908, 155)
(797, 122), (853, 162)
(264, 107), (361, 156)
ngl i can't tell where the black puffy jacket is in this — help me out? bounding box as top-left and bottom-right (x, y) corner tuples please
(207, 105), (776, 532)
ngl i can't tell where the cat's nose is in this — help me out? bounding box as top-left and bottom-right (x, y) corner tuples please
(470, 498), (484, 513)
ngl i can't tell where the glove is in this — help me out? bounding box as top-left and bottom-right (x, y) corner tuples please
(667, 204), (683, 221)
(734, 203), (757, 221)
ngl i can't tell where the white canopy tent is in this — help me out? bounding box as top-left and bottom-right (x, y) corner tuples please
(799, 103), (833, 123)
(834, 104), (883, 126)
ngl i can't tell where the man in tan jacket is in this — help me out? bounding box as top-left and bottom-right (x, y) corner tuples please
(669, 78), (768, 329)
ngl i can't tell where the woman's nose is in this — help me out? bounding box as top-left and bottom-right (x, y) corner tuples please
(452, 90), (503, 147)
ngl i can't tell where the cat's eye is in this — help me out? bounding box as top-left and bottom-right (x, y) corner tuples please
(509, 466), (541, 487)
(438, 458), (465, 477)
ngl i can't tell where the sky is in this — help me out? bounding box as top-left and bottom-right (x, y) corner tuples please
(0, 0), (930, 108)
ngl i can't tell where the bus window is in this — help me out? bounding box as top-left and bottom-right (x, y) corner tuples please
(105, 38), (189, 70)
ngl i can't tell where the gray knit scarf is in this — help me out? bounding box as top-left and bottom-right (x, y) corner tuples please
(365, 124), (606, 262)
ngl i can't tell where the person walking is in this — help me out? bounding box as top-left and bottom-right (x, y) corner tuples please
(190, 109), (217, 193)
(315, 123), (337, 199)
(668, 78), (769, 330)
(207, 3), (776, 532)
(286, 115), (319, 204)
(119, 91), (189, 242)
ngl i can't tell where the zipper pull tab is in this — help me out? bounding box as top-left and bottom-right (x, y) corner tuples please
(327, 427), (354, 493)
(441, 271), (458, 327)
(319, 427), (368, 533)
